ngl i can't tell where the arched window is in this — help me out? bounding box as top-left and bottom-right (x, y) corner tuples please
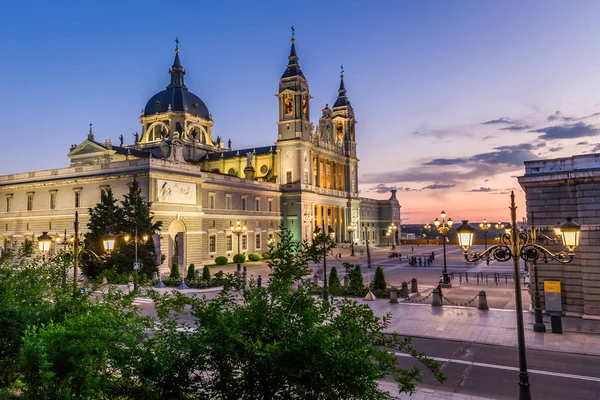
(228, 168), (236, 176)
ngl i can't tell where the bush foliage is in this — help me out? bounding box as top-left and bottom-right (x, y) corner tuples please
(215, 256), (228, 266)
(233, 253), (246, 263)
(248, 252), (260, 262)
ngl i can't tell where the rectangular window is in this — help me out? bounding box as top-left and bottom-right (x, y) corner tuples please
(6, 196), (12, 212)
(268, 198), (273, 212)
(226, 235), (232, 252)
(241, 234), (247, 251)
(286, 170), (293, 184)
(304, 170), (309, 184)
(255, 233), (261, 250)
(74, 191), (81, 208)
(255, 198), (260, 211)
(27, 194), (34, 211)
(209, 193), (216, 209)
(50, 192), (56, 210)
(226, 195), (232, 210)
(209, 234), (216, 253)
(242, 197), (247, 211)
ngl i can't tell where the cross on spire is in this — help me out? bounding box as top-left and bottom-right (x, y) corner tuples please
(175, 36), (180, 53)
(87, 122), (94, 141)
(340, 63), (344, 77)
(291, 25), (295, 39)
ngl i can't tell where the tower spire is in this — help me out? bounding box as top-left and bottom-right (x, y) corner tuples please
(168, 36), (186, 88)
(281, 27), (305, 79)
(334, 64), (349, 107)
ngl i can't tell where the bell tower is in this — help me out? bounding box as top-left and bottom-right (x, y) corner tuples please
(277, 28), (311, 142)
(331, 65), (357, 158)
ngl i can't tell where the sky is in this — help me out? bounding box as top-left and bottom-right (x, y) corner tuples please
(1, 1), (600, 224)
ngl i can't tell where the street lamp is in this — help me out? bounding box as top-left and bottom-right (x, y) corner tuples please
(122, 231), (149, 292)
(386, 230), (391, 248)
(37, 232), (52, 261)
(479, 219), (491, 249)
(232, 219), (247, 276)
(433, 210), (453, 286)
(347, 222), (356, 256)
(495, 222), (505, 241)
(389, 223), (397, 250)
(456, 191), (580, 400)
(102, 232), (115, 255)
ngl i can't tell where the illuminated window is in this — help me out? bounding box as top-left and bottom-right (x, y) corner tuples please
(255, 233), (261, 249)
(241, 234), (247, 251)
(209, 234), (216, 253)
(226, 235), (232, 252)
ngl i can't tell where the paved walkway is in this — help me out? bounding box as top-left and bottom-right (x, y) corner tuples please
(362, 297), (600, 356)
(379, 381), (492, 400)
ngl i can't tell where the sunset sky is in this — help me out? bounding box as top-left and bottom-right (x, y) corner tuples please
(2, 1), (600, 223)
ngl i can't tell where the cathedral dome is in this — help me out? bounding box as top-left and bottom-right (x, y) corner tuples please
(144, 87), (210, 118)
(144, 41), (210, 119)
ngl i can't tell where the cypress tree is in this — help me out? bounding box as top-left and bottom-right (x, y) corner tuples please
(373, 266), (387, 291)
(349, 265), (364, 295)
(328, 266), (341, 295)
(187, 264), (196, 281)
(170, 263), (181, 279)
(202, 265), (211, 282)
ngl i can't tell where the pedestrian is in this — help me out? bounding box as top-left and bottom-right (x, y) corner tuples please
(411, 246), (414, 252)
(437, 276), (443, 304)
(127, 279), (132, 294)
(257, 275), (262, 288)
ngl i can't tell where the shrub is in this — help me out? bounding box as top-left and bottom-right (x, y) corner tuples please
(261, 252), (271, 260)
(202, 265), (211, 282)
(212, 271), (227, 286)
(187, 264), (196, 281)
(233, 254), (246, 263)
(328, 266), (342, 296)
(169, 263), (181, 279)
(162, 277), (182, 287)
(373, 266), (387, 291)
(215, 256), (228, 266)
(348, 265), (364, 296)
(248, 252), (260, 262)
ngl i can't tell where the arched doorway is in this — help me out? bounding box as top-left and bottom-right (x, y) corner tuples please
(168, 220), (186, 268)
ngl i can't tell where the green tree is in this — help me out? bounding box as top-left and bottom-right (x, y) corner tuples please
(202, 265), (211, 282)
(373, 266), (387, 292)
(187, 263), (196, 281)
(83, 187), (123, 278)
(175, 228), (443, 399)
(349, 264), (365, 295)
(328, 266), (341, 295)
(112, 179), (162, 278)
(169, 263), (181, 279)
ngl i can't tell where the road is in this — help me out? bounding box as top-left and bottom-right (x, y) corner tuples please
(389, 336), (600, 399)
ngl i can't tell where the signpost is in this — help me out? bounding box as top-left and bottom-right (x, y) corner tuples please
(544, 280), (563, 334)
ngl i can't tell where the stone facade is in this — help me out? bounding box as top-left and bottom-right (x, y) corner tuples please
(518, 154), (600, 319)
(0, 37), (400, 273)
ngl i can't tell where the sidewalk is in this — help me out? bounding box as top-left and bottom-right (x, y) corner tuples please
(379, 381), (492, 400)
(363, 297), (600, 356)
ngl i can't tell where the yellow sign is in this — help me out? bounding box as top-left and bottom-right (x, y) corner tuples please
(544, 280), (561, 293)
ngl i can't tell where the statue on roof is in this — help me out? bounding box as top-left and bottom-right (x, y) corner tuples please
(246, 152), (253, 168)
(119, 134), (124, 147)
(228, 138), (231, 149)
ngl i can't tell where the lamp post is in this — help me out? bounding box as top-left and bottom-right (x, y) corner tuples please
(122, 232), (148, 292)
(313, 228), (335, 302)
(495, 222), (505, 242)
(386, 230), (391, 248)
(389, 223), (397, 250)
(434, 211), (453, 286)
(456, 191), (580, 400)
(37, 232), (52, 261)
(479, 219), (491, 249)
(347, 222), (356, 256)
(232, 219), (247, 276)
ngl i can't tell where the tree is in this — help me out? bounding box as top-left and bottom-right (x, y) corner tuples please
(373, 266), (387, 292)
(349, 264), (365, 295)
(169, 263), (180, 279)
(112, 179), (162, 278)
(202, 265), (211, 282)
(328, 266), (341, 295)
(187, 264), (196, 281)
(83, 187), (123, 278)
(175, 228), (443, 399)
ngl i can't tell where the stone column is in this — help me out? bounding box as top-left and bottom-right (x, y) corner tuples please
(316, 154), (321, 188)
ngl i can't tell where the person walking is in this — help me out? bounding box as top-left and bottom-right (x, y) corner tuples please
(437, 277), (443, 304)
(257, 275), (263, 288)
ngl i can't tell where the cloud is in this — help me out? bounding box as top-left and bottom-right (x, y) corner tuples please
(591, 144), (600, 152)
(481, 117), (516, 125)
(577, 141), (589, 145)
(547, 111), (575, 122)
(548, 146), (564, 153)
(500, 124), (533, 131)
(481, 135), (496, 141)
(530, 122), (600, 140)
(426, 143), (542, 168)
(422, 184), (456, 190)
(369, 184), (419, 193)
(468, 187), (492, 192)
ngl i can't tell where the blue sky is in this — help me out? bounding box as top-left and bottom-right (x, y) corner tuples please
(2, 1), (600, 222)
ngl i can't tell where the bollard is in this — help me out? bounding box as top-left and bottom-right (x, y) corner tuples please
(242, 266), (248, 285)
(389, 286), (399, 304)
(343, 275), (349, 287)
(451, 271), (455, 281)
(478, 290), (489, 310)
(432, 288), (442, 307)
(477, 274), (480, 285)
(411, 278), (418, 293)
(400, 282), (409, 298)
(505, 275), (508, 285)
(466, 272), (469, 284)
(314, 274), (319, 286)
(485, 274), (488, 284)
(459, 273), (462, 285)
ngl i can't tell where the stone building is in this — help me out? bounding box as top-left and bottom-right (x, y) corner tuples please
(518, 154), (600, 319)
(0, 36), (400, 273)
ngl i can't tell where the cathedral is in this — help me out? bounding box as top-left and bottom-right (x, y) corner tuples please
(0, 35), (401, 271)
